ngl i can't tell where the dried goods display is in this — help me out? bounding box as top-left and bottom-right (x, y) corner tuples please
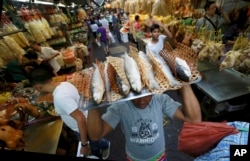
(49, 13), (69, 24)
(2, 23), (30, 48)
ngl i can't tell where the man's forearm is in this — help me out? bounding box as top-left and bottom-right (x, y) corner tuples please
(78, 119), (89, 144)
(87, 109), (104, 140)
(180, 85), (202, 122)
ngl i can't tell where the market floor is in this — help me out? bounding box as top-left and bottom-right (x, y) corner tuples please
(55, 35), (195, 161)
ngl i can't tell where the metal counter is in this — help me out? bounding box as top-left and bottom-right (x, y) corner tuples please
(195, 62), (250, 103)
(197, 60), (219, 72)
(23, 118), (63, 154)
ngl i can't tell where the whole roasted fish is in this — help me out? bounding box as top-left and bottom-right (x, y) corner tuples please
(175, 57), (192, 82)
(138, 51), (160, 90)
(116, 74), (131, 96)
(123, 52), (142, 93)
(91, 63), (105, 104)
(106, 56), (131, 96)
(152, 54), (182, 87)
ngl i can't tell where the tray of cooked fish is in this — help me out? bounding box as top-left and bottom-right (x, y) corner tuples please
(69, 45), (201, 110)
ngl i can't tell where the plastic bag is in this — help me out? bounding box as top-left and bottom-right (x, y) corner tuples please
(108, 32), (116, 44)
(178, 121), (239, 157)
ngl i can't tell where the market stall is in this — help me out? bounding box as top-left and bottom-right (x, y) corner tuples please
(0, 0), (91, 154)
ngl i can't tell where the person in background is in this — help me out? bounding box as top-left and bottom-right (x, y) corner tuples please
(123, 12), (129, 22)
(106, 12), (113, 32)
(90, 19), (99, 44)
(222, 7), (249, 45)
(97, 23), (110, 55)
(87, 84), (201, 161)
(99, 14), (109, 30)
(29, 41), (61, 75)
(117, 12), (124, 42)
(23, 49), (57, 77)
(195, 1), (230, 36)
(28, 68), (111, 160)
(146, 23), (174, 57)
(111, 11), (118, 37)
(132, 15), (144, 49)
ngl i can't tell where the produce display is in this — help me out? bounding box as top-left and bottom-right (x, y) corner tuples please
(77, 8), (88, 21)
(151, 0), (172, 16)
(0, 38), (24, 67)
(2, 23), (30, 48)
(49, 13), (69, 24)
(24, 18), (54, 43)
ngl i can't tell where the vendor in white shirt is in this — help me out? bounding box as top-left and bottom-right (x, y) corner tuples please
(146, 23), (174, 57)
(29, 40), (61, 75)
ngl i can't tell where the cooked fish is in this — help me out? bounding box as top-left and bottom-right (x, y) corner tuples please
(123, 52), (142, 93)
(116, 74), (130, 96)
(138, 51), (160, 90)
(106, 56), (131, 95)
(91, 63), (105, 104)
(153, 54), (182, 87)
(175, 57), (192, 82)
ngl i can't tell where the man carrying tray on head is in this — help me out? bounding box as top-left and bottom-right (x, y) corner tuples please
(87, 84), (202, 161)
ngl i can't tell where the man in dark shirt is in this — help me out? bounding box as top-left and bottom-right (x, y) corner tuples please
(96, 23), (109, 55)
(111, 11), (118, 36)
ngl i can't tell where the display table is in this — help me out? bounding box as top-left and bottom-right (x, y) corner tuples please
(23, 118), (63, 154)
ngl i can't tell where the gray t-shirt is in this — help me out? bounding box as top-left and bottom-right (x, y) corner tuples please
(196, 14), (225, 32)
(102, 94), (181, 160)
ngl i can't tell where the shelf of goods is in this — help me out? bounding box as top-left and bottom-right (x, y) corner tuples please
(0, 23), (30, 68)
(0, 2), (71, 153)
(69, 21), (88, 44)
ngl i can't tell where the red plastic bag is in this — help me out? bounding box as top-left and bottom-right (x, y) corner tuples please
(178, 121), (239, 157)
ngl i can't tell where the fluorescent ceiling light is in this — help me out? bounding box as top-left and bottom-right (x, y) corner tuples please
(11, 0), (29, 2)
(35, 0), (54, 5)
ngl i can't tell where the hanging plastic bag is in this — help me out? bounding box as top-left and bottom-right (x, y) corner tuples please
(178, 121), (239, 157)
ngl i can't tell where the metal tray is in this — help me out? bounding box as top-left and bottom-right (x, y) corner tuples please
(79, 76), (202, 111)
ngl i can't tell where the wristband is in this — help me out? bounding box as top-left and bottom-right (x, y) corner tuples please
(81, 141), (89, 147)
